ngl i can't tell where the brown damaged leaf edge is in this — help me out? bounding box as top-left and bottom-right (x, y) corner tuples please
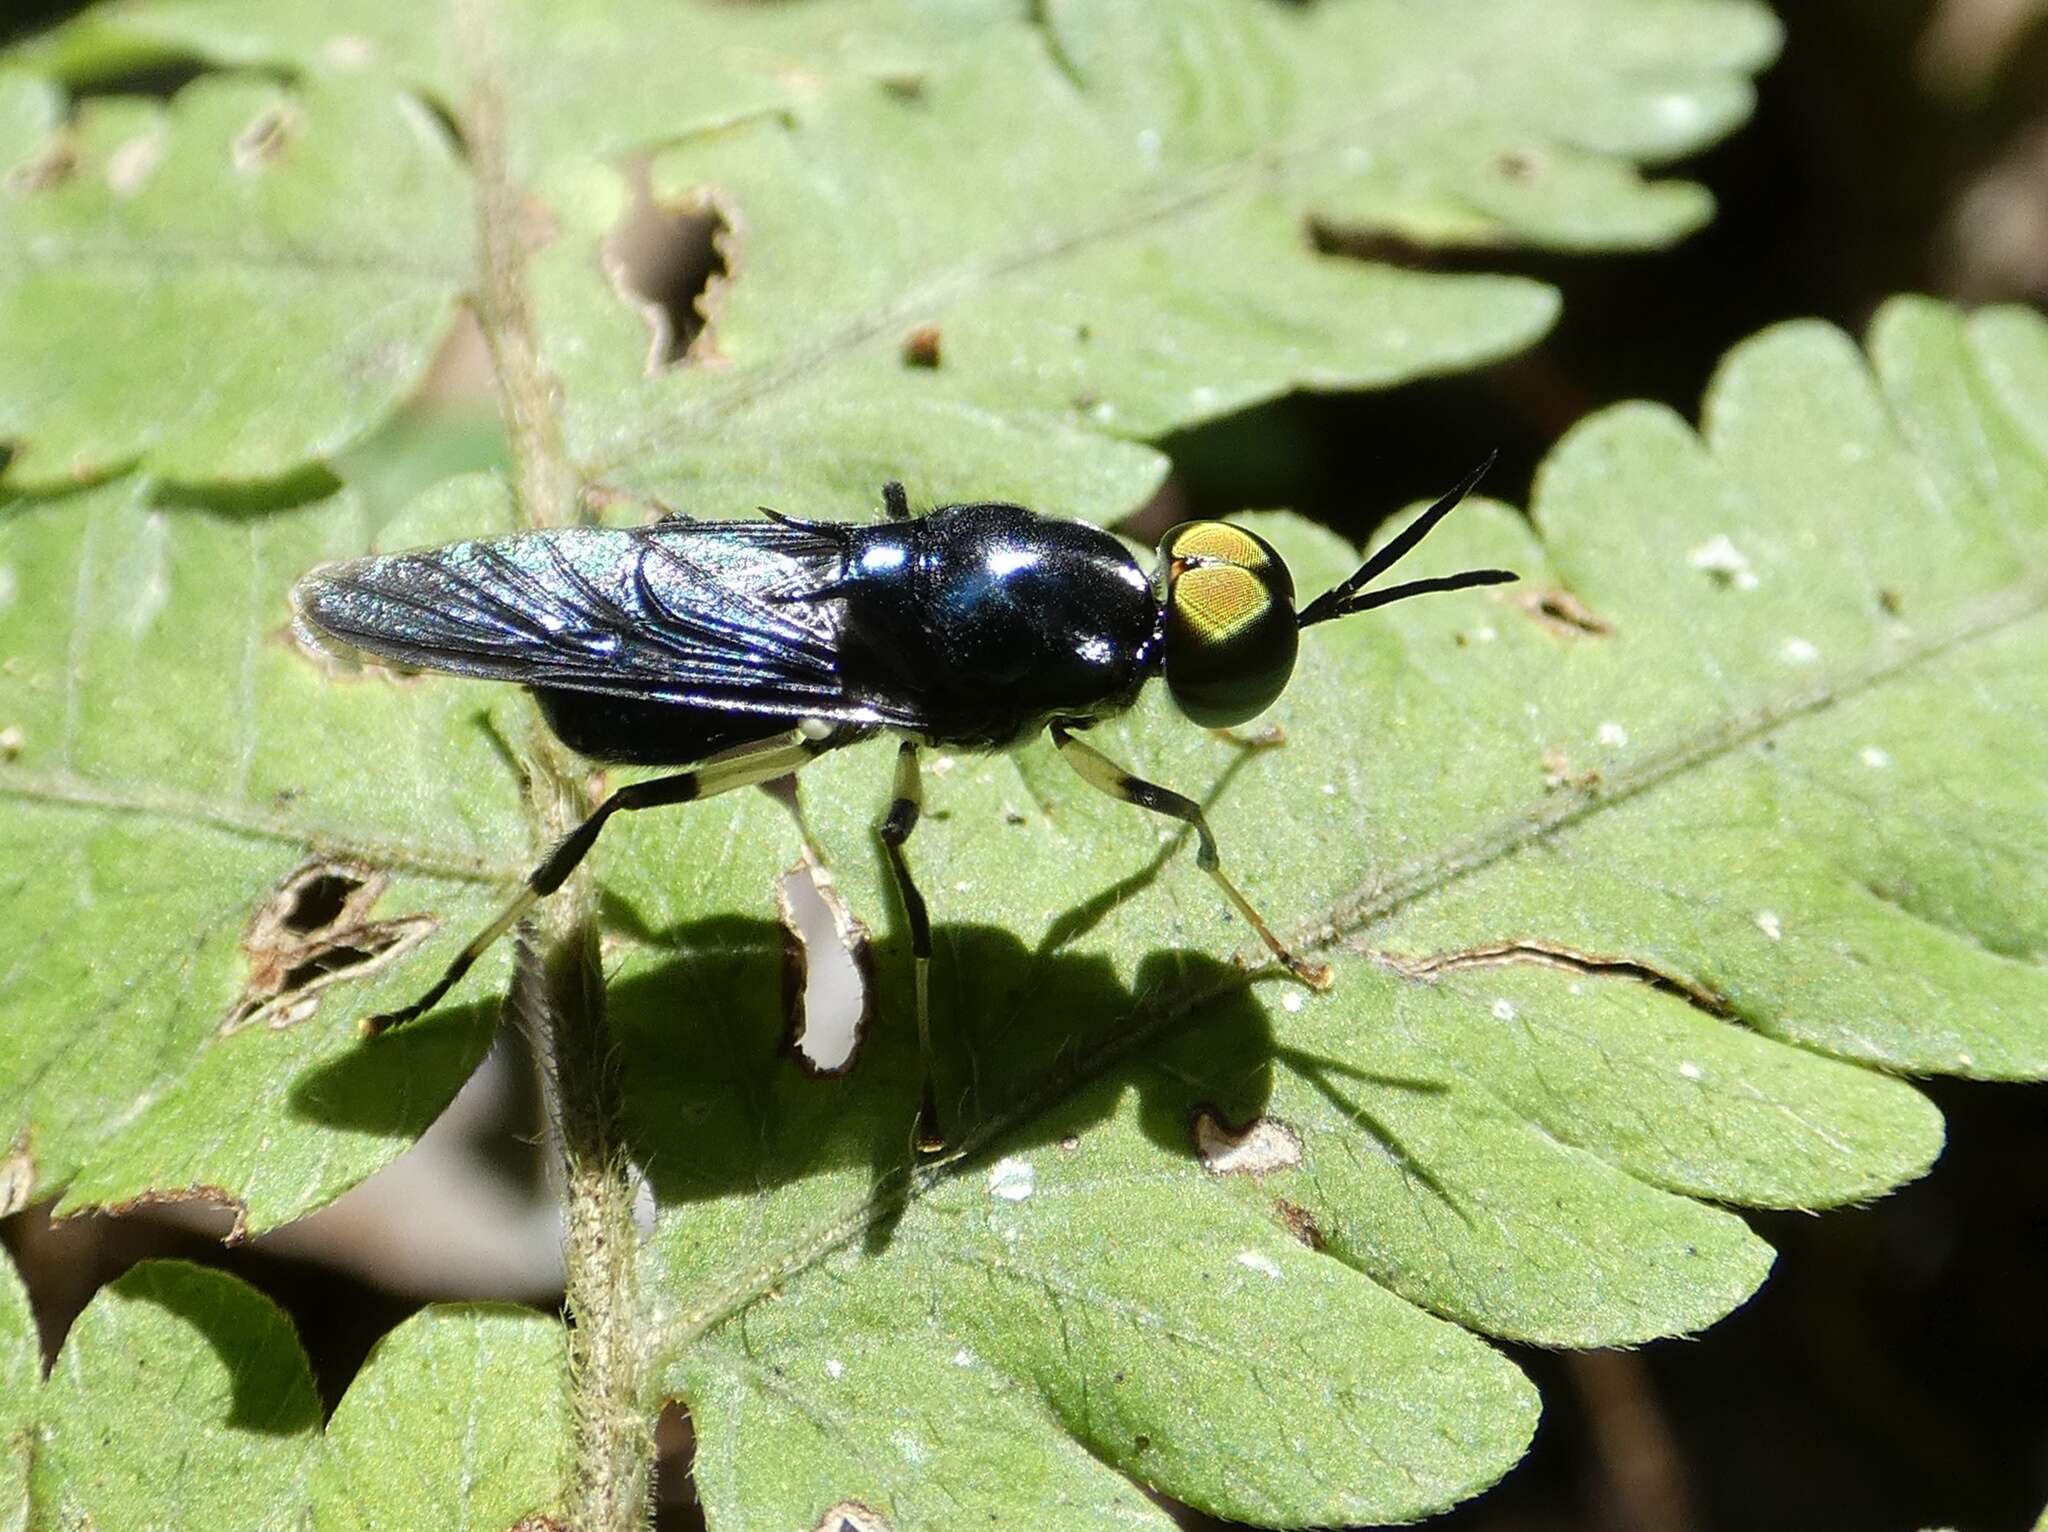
(221, 858), (438, 1035)
(1539, 744), (1603, 794)
(811, 1501), (894, 1532)
(1273, 1196), (1327, 1251)
(231, 103), (299, 174)
(1189, 1104), (1305, 1176)
(778, 852), (876, 1078)
(1514, 585), (1614, 637)
(99, 1184), (251, 1246)
(0, 1132), (35, 1220)
(1370, 938), (1734, 1018)
(4, 132), (76, 195)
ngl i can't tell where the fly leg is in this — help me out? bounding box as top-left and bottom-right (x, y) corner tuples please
(877, 740), (944, 1153)
(1048, 722), (1333, 990)
(365, 729), (827, 1035)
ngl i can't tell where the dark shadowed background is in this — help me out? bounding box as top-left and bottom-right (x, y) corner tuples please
(3, 2), (2044, 1528)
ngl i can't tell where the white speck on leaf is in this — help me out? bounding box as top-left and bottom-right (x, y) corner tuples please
(931, 755), (956, 775)
(1652, 92), (1705, 132)
(988, 1156), (1036, 1202)
(629, 1161), (656, 1234)
(126, 513), (171, 636)
(106, 133), (162, 197)
(322, 33), (374, 66)
(1780, 637), (1820, 663)
(1596, 721), (1628, 747)
(1679, 1061), (1703, 1081)
(1491, 998), (1517, 1021)
(952, 1347), (976, 1368)
(1236, 1250), (1283, 1280)
(1689, 533), (1759, 590)
(1281, 991), (1304, 1014)
(0, 565), (15, 613)
(824, 1358), (844, 1380)
(1475, 625), (1498, 642)
(1860, 746), (1892, 768)
(1754, 910), (1783, 940)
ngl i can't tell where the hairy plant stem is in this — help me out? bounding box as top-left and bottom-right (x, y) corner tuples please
(519, 896), (652, 1532)
(458, 1), (652, 1524)
(459, 0), (578, 536)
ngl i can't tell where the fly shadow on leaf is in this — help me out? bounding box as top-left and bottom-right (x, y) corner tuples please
(285, 898), (1448, 1263)
(285, 999), (502, 1138)
(596, 914), (1278, 1208)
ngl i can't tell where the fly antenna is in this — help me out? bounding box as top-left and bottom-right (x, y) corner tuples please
(1297, 452), (1515, 629)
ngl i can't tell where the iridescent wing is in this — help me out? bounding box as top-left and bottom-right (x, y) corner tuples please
(291, 517), (909, 726)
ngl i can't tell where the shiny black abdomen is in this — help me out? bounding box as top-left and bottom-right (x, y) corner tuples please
(531, 688), (797, 766)
(833, 504), (1161, 747)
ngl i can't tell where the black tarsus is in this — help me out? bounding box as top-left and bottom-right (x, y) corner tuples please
(1297, 452), (1513, 629)
(877, 740), (939, 1152)
(882, 481), (911, 520)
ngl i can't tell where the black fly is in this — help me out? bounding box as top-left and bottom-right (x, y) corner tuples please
(291, 469), (1513, 1150)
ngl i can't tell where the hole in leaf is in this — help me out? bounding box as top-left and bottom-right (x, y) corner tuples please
(651, 1399), (698, 1529)
(280, 870), (364, 935)
(254, 859), (381, 943)
(224, 859), (437, 1035)
(278, 939), (397, 991)
(605, 166), (732, 372)
(1191, 1106), (1304, 1176)
(810, 1503), (894, 1532)
(777, 853), (871, 1075)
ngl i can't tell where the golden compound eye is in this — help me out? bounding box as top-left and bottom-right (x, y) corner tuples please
(1169, 521), (1267, 568)
(1173, 563), (1269, 644)
(1157, 521), (1299, 728)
